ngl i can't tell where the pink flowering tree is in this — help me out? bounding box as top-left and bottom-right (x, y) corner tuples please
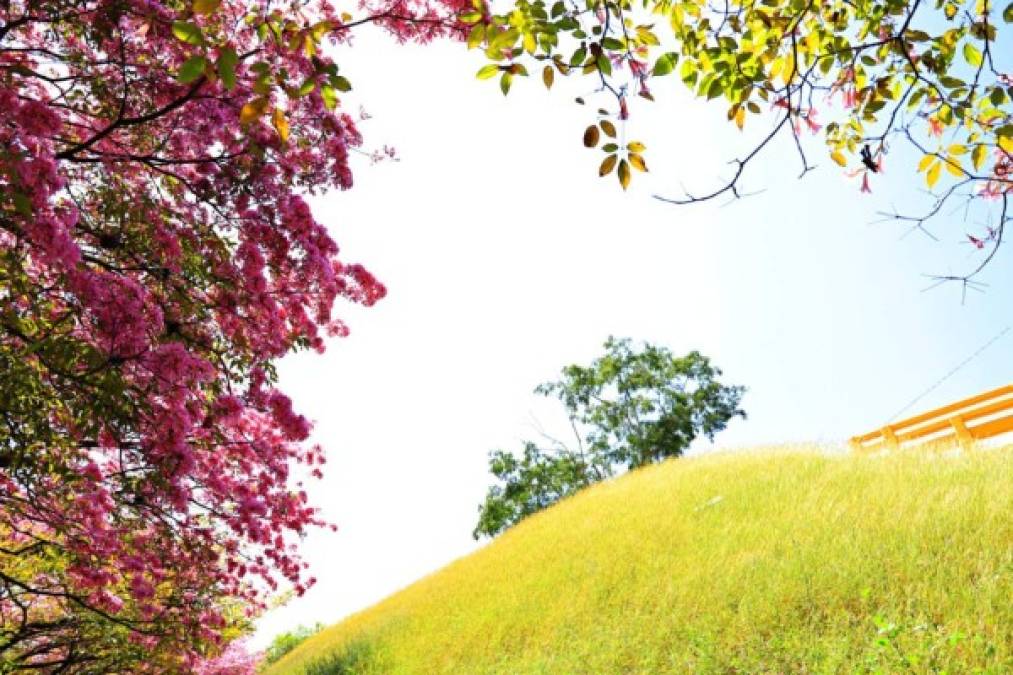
(472, 0), (1011, 285)
(0, 0), (466, 669)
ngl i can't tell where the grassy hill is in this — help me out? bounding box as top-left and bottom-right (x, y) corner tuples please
(266, 447), (1012, 674)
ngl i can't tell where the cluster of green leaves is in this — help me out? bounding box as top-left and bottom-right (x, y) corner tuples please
(263, 622), (325, 666)
(464, 0), (1011, 204)
(474, 337), (745, 538)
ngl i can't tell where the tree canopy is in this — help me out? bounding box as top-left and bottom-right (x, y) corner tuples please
(0, 0), (464, 669)
(474, 338), (745, 538)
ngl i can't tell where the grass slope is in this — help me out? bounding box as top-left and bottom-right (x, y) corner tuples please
(267, 447), (1012, 674)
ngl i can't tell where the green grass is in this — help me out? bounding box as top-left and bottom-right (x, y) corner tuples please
(266, 446), (1012, 674)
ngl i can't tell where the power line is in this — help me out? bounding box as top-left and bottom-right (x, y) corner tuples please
(886, 323), (1012, 423)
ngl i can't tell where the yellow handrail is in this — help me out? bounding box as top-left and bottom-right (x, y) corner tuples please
(850, 384), (1013, 452)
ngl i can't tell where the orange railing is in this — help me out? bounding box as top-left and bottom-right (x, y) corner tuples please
(850, 384), (1013, 452)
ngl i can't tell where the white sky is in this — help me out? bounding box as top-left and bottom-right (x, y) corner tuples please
(253, 30), (1013, 646)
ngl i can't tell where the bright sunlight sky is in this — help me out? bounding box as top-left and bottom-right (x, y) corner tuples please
(253, 29), (1013, 646)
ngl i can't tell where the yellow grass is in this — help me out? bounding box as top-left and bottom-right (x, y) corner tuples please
(267, 446), (1013, 674)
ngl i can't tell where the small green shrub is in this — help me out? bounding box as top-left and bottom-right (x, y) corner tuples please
(263, 623), (324, 666)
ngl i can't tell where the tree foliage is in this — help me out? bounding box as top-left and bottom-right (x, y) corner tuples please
(474, 338), (745, 538)
(469, 0), (1012, 282)
(263, 622), (325, 667)
(0, 0), (468, 669)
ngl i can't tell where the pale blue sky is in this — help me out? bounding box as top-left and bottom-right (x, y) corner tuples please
(254, 31), (1012, 645)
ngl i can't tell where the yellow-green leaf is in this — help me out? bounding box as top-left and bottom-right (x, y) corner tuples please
(971, 144), (987, 170)
(963, 42), (983, 67)
(523, 31), (536, 54)
(628, 153), (648, 172)
(500, 72), (513, 95)
(476, 64), (499, 80)
(618, 158), (631, 190)
(467, 24), (485, 49)
(310, 20), (332, 41)
(320, 84), (338, 110)
(627, 141), (646, 153)
(171, 21), (203, 46)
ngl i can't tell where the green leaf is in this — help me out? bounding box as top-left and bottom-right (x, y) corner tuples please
(602, 143), (618, 152)
(1004, 2), (1013, 22)
(171, 21), (204, 46)
(706, 77), (724, 100)
(177, 55), (207, 84)
(596, 54), (612, 76)
(652, 52), (678, 77)
(290, 79), (316, 98)
(500, 71), (513, 95)
(963, 42), (983, 67)
(12, 191), (31, 216)
(331, 75), (352, 92)
(217, 48), (238, 90)
(476, 64), (499, 80)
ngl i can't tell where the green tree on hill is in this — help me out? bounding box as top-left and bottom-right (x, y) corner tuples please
(474, 337), (746, 538)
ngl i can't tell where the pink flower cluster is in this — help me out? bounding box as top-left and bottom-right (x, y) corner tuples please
(0, 0), (463, 667)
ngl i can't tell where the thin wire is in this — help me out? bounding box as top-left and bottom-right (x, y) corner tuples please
(886, 323), (1013, 423)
